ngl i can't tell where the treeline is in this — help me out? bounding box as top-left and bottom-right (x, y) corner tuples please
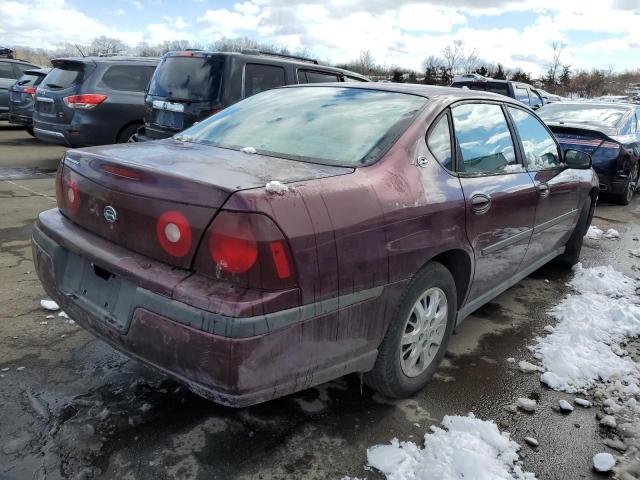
(9, 37), (640, 98)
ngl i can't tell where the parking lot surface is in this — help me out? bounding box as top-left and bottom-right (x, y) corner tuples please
(1, 121), (639, 479)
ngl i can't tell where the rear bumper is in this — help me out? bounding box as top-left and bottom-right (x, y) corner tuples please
(33, 118), (113, 147)
(135, 124), (176, 142)
(8, 113), (32, 127)
(596, 173), (628, 195)
(32, 209), (388, 407)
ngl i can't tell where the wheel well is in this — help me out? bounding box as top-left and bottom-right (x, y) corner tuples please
(430, 249), (472, 308)
(116, 120), (142, 142)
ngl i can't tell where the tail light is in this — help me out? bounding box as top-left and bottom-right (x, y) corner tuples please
(23, 86), (37, 95)
(63, 94), (108, 110)
(195, 211), (297, 290)
(63, 179), (80, 214)
(156, 211), (192, 257)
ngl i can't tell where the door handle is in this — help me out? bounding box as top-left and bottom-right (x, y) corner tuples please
(470, 194), (491, 214)
(536, 183), (550, 197)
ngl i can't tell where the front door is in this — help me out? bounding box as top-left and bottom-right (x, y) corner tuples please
(506, 106), (579, 266)
(450, 101), (538, 306)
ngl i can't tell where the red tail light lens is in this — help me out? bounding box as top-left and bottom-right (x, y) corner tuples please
(195, 211), (297, 290)
(209, 214), (258, 273)
(23, 86), (37, 95)
(100, 164), (142, 181)
(63, 94), (108, 110)
(156, 211), (192, 257)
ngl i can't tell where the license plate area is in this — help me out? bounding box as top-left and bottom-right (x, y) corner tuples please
(153, 109), (183, 129)
(37, 100), (54, 114)
(58, 251), (137, 332)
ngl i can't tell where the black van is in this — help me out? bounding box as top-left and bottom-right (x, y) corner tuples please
(135, 50), (369, 142)
(450, 78), (546, 110)
(33, 56), (159, 147)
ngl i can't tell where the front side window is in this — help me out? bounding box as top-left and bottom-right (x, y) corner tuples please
(515, 87), (530, 105)
(244, 64), (286, 97)
(530, 90), (543, 109)
(182, 87), (427, 167)
(451, 103), (518, 174)
(427, 114), (452, 170)
(101, 65), (156, 92)
(508, 107), (561, 170)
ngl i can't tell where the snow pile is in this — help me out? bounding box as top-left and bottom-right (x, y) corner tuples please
(366, 414), (536, 480)
(40, 299), (60, 311)
(585, 225), (620, 240)
(240, 146), (257, 154)
(265, 181), (288, 195)
(533, 264), (640, 393)
(593, 452), (616, 472)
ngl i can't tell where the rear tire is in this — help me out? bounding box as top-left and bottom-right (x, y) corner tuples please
(614, 161), (639, 206)
(556, 197), (592, 268)
(117, 123), (141, 144)
(364, 262), (457, 399)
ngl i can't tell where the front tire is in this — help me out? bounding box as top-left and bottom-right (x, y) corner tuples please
(556, 197), (592, 267)
(364, 262), (457, 399)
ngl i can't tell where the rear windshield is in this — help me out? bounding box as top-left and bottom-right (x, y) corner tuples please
(148, 56), (223, 102)
(44, 66), (83, 89)
(538, 104), (628, 129)
(180, 86), (427, 167)
(15, 73), (45, 87)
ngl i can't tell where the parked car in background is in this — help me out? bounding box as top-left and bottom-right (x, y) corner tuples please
(8, 67), (51, 135)
(450, 77), (545, 110)
(538, 88), (564, 103)
(0, 47), (15, 58)
(33, 84), (597, 407)
(538, 101), (640, 204)
(33, 56), (159, 146)
(1, 57), (40, 120)
(135, 49), (368, 141)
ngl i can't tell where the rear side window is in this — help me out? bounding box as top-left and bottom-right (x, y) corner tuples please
(427, 115), (452, 170)
(508, 107), (561, 170)
(515, 87), (529, 104)
(486, 84), (509, 96)
(244, 64), (286, 97)
(345, 76), (367, 82)
(148, 56), (223, 101)
(452, 103), (518, 174)
(44, 67), (82, 89)
(0, 62), (16, 79)
(298, 70), (340, 83)
(101, 65), (156, 92)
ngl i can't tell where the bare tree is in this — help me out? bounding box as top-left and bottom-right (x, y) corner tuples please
(356, 50), (376, 76)
(89, 36), (128, 56)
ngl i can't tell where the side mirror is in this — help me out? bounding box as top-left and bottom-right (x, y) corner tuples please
(564, 149), (592, 169)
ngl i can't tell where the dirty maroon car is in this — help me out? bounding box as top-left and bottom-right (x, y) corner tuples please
(32, 84), (598, 407)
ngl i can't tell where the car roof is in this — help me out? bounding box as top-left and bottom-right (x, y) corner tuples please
(162, 50), (369, 80)
(282, 82), (521, 103)
(547, 101), (634, 109)
(52, 56), (160, 64)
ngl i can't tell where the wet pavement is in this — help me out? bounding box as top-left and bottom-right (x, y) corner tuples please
(1, 122), (640, 480)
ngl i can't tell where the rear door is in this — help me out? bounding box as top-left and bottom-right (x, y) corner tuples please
(451, 101), (537, 305)
(507, 105), (578, 265)
(34, 61), (88, 125)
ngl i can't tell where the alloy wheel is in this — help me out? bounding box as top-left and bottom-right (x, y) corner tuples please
(400, 287), (448, 378)
(626, 162), (639, 203)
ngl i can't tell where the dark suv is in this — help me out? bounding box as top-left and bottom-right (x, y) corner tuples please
(33, 56), (159, 146)
(1, 58), (40, 120)
(450, 78), (545, 110)
(136, 50), (368, 141)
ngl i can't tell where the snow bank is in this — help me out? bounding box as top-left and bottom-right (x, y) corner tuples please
(40, 299), (59, 311)
(366, 414), (536, 480)
(533, 263), (640, 393)
(586, 225), (620, 240)
(265, 181), (288, 195)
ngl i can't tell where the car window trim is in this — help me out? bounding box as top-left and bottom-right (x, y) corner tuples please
(448, 99), (526, 178)
(504, 103), (564, 172)
(425, 108), (456, 175)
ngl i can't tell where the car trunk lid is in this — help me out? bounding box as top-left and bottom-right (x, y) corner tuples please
(58, 140), (353, 268)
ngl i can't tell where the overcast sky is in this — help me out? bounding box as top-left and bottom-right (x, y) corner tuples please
(1, 0), (639, 74)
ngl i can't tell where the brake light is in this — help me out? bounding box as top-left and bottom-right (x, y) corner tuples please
(195, 211), (296, 290)
(63, 94), (108, 109)
(23, 86), (37, 95)
(156, 211), (192, 257)
(100, 164), (142, 181)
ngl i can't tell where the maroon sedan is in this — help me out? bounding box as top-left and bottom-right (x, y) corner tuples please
(32, 84), (598, 407)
